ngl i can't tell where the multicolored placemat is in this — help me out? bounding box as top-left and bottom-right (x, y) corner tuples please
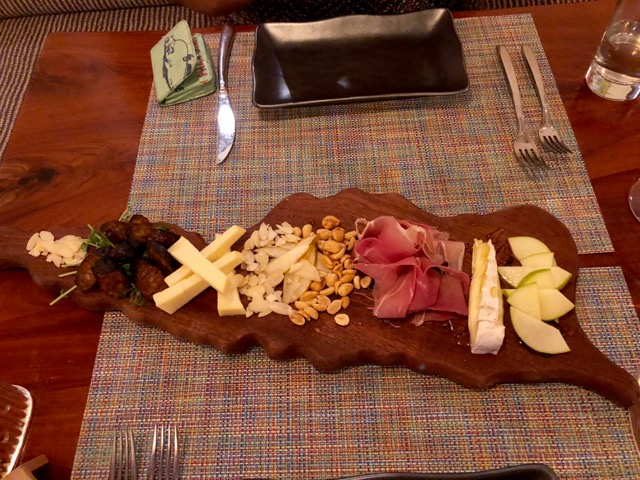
(72, 14), (637, 479)
(129, 14), (610, 255)
(72, 267), (640, 479)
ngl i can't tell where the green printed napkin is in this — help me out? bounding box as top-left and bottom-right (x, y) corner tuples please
(150, 20), (216, 106)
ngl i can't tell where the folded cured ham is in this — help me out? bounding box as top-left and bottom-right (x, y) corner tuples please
(353, 216), (469, 320)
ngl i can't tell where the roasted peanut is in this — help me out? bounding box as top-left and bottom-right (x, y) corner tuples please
(325, 273), (339, 287)
(316, 228), (333, 240)
(332, 227), (346, 242)
(316, 295), (331, 307)
(322, 215), (341, 229)
(319, 286), (335, 296)
(295, 301), (309, 311)
(300, 291), (318, 302)
(320, 255), (334, 270)
(327, 299), (342, 315)
(329, 246), (347, 260)
(337, 283), (354, 297)
(322, 240), (343, 254)
(302, 224), (313, 238)
(304, 306), (319, 320)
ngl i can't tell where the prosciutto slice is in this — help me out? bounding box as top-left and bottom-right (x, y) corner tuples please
(354, 216), (469, 320)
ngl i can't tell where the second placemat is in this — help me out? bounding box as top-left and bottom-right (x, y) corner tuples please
(131, 14), (611, 254)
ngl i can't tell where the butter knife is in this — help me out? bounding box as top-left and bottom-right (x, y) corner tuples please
(216, 24), (236, 164)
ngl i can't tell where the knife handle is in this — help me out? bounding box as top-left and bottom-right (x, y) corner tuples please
(218, 24), (236, 92)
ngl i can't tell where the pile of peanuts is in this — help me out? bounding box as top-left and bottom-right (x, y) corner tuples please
(288, 215), (371, 327)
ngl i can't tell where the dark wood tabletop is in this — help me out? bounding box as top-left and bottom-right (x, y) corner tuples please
(0, 0), (638, 477)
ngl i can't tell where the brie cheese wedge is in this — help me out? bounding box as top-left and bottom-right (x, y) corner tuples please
(468, 239), (505, 354)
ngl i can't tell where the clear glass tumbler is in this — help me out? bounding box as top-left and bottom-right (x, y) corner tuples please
(585, 0), (640, 101)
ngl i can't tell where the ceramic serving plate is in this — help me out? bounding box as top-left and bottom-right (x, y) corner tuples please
(252, 9), (469, 107)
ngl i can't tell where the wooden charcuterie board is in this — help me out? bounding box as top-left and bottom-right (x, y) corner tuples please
(2, 189), (638, 408)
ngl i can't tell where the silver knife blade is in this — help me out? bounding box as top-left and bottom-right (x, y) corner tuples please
(216, 24), (236, 164)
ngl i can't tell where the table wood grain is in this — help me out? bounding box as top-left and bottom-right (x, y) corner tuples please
(0, 0), (638, 477)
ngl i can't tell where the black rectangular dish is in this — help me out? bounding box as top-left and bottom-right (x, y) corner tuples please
(252, 9), (470, 107)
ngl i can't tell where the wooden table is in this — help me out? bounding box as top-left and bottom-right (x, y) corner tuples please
(0, 0), (638, 477)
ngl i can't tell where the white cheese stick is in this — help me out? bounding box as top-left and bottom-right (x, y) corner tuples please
(217, 272), (246, 317)
(468, 239), (505, 354)
(164, 225), (246, 286)
(168, 236), (231, 293)
(154, 250), (244, 314)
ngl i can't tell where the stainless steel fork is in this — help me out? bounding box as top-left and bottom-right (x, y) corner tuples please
(147, 424), (179, 480)
(522, 45), (572, 154)
(109, 428), (137, 480)
(497, 46), (545, 167)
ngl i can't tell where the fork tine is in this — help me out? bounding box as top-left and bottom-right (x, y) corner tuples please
(111, 429), (137, 480)
(517, 148), (544, 168)
(541, 137), (564, 154)
(147, 425), (157, 480)
(109, 431), (117, 480)
(148, 424), (179, 480)
(158, 426), (165, 479)
(527, 148), (547, 167)
(169, 425), (179, 480)
(546, 135), (572, 154)
(127, 428), (137, 480)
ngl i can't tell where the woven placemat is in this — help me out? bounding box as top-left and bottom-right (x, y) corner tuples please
(130, 14), (611, 254)
(72, 267), (640, 479)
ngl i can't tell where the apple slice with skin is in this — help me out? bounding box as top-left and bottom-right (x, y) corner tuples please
(506, 283), (541, 319)
(498, 266), (572, 290)
(498, 266), (546, 288)
(510, 307), (570, 354)
(508, 236), (551, 262)
(520, 269), (554, 289)
(520, 251), (556, 268)
(502, 288), (515, 298)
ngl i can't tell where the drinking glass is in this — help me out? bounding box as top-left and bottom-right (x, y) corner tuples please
(585, 0), (640, 101)
(629, 178), (640, 222)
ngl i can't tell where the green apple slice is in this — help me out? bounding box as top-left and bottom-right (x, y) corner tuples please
(498, 266), (572, 289)
(502, 288), (515, 298)
(498, 266), (545, 288)
(506, 283), (541, 319)
(539, 289), (575, 320)
(549, 266), (572, 290)
(510, 307), (570, 354)
(520, 251), (556, 267)
(520, 269), (554, 289)
(508, 236), (551, 262)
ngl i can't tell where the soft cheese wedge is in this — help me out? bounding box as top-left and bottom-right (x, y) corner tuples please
(468, 239), (505, 354)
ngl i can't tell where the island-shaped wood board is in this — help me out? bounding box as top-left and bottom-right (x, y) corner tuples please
(1, 189), (638, 408)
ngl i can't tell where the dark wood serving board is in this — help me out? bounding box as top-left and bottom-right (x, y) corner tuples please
(2, 189), (638, 408)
